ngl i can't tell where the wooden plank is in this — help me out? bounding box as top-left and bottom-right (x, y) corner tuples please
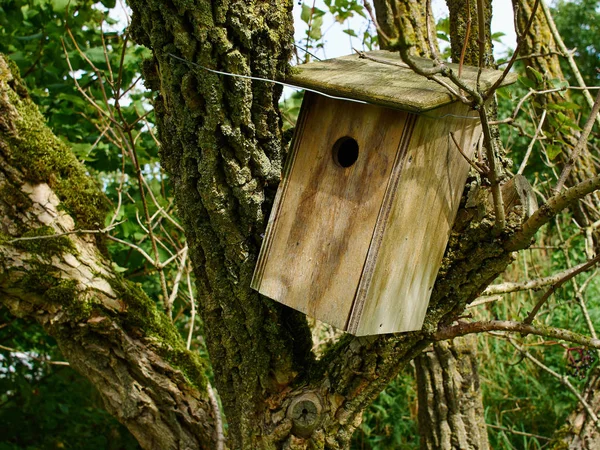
(350, 102), (482, 335)
(252, 93), (409, 329)
(287, 51), (517, 113)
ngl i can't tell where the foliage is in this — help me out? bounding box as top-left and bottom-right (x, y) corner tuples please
(0, 309), (140, 449)
(553, 0), (600, 86)
(351, 369), (419, 450)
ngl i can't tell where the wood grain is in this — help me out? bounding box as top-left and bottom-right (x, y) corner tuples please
(252, 93), (409, 329)
(349, 102), (482, 335)
(287, 51), (517, 113)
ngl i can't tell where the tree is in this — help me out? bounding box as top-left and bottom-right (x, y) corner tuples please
(1, 0), (600, 449)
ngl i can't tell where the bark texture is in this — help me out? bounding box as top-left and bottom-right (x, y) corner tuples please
(0, 55), (218, 450)
(372, 0), (435, 55)
(416, 337), (489, 450)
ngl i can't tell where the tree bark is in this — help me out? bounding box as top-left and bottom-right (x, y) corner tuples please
(124, 0), (526, 447)
(372, 0), (435, 55)
(416, 336), (489, 450)
(0, 55), (218, 449)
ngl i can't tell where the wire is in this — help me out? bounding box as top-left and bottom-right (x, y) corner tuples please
(167, 53), (480, 120)
(168, 53), (367, 105)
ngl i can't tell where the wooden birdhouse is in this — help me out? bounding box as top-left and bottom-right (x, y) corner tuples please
(251, 51), (515, 336)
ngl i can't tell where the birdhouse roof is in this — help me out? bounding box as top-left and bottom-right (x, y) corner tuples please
(286, 50), (517, 113)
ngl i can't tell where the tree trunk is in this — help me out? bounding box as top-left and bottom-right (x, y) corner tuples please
(0, 55), (218, 449)
(416, 336), (489, 450)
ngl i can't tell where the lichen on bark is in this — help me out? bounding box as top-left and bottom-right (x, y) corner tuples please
(0, 53), (218, 449)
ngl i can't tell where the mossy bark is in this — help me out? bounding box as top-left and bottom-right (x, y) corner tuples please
(372, 0), (436, 55)
(0, 55), (218, 449)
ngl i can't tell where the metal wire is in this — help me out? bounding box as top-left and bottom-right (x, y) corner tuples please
(167, 53), (481, 120)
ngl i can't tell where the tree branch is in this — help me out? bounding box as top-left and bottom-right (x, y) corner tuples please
(505, 176), (600, 251)
(434, 320), (600, 349)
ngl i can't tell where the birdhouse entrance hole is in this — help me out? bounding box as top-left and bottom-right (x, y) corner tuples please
(332, 136), (359, 168)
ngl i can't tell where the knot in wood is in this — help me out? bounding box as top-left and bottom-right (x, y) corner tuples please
(287, 392), (323, 437)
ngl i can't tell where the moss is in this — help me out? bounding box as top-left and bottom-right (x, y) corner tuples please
(13, 226), (76, 257)
(15, 261), (90, 320)
(110, 275), (207, 390)
(0, 183), (33, 212)
(0, 55), (109, 231)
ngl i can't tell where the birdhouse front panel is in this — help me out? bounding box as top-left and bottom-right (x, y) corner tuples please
(252, 92), (411, 329)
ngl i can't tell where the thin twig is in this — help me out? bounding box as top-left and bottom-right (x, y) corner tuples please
(483, 0), (541, 100)
(524, 252), (600, 325)
(486, 424), (550, 441)
(425, 0), (440, 62)
(479, 107), (505, 233)
(517, 109), (547, 175)
(362, 0), (392, 45)
(450, 132), (487, 174)
(506, 336), (600, 432)
(483, 258), (599, 296)
(8, 221), (125, 244)
(458, 0), (471, 78)
(166, 246), (188, 319)
(0, 344), (69, 366)
(540, 0), (600, 126)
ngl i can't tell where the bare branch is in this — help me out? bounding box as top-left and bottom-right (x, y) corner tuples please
(0, 344), (70, 366)
(517, 109), (547, 175)
(523, 252), (600, 325)
(506, 176), (600, 251)
(483, 257), (599, 296)
(434, 320), (600, 349)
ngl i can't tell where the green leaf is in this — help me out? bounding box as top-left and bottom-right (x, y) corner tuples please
(84, 47), (108, 65)
(518, 75), (536, 89)
(300, 4), (312, 23)
(526, 66), (543, 84)
(343, 28), (358, 37)
(546, 143), (562, 160)
(111, 262), (128, 273)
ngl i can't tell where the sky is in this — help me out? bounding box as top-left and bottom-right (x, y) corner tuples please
(291, 0), (518, 61)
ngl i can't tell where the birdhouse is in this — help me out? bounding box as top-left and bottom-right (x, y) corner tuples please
(251, 51), (515, 336)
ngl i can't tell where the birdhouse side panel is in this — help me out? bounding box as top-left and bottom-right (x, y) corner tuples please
(252, 93), (410, 329)
(349, 103), (482, 335)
